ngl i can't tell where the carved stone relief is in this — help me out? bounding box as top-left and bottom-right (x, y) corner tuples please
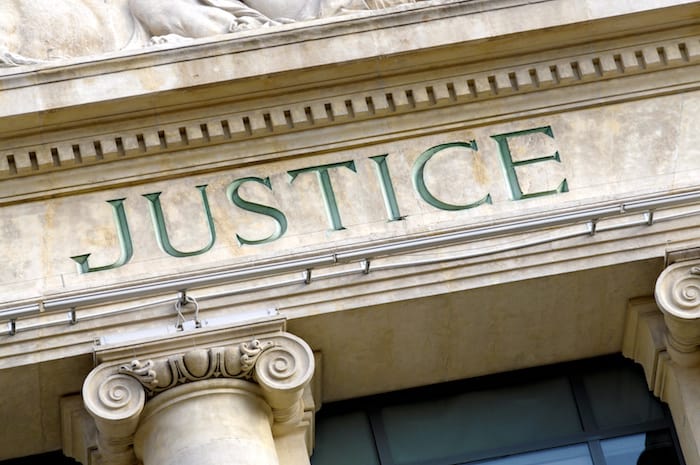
(656, 263), (700, 320)
(118, 339), (275, 396)
(1, 0), (425, 66)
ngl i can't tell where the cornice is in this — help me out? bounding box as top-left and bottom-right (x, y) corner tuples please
(0, 31), (698, 204)
(0, 2), (697, 178)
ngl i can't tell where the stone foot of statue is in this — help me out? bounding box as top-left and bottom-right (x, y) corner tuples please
(148, 34), (195, 46)
(228, 16), (290, 33)
(0, 48), (44, 67)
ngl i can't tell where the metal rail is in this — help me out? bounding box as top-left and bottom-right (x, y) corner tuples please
(2, 189), (700, 335)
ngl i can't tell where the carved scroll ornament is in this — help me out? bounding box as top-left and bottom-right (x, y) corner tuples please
(655, 260), (700, 367)
(118, 339), (274, 396)
(655, 262), (700, 320)
(81, 371), (146, 465)
(113, 333), (314, 404)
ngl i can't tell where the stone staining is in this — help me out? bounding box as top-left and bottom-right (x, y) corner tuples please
(0, 0), (425, 67)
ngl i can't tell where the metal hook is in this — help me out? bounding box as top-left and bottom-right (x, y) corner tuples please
(174, 293), (200, 330)
(303, 269), (312, 285)
(644, 210), (655, 226)
(587, 219), (598, 236)
(177, 290), (189, 306)
(361, 259), (371, 275)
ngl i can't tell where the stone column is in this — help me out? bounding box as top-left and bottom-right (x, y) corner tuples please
(623, 258), (700, 465)
(134, 379), (278, 465)
(80, 322), (315, 465)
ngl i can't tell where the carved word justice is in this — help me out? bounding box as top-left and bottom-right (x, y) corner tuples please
(72, 126), (568, 273)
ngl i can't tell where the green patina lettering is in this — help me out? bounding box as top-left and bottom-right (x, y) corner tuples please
(412, 141), (492, 211)
(143, 185), (216, 258)
(370, 155), (403, 221)
(70, 198), (133, 273)
(491, 126), (569, 200)
(227, 176), (288, 245)
(288, 161), (357, 231)
(71, 125), (572, 273)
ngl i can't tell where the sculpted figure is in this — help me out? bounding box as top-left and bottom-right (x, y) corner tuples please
(319, 0), (423, 16)
(130, 0), (424, 42)
(1, 0), (146, 66)
(1, 0), (424, 67)
(127, 0), (286, 41)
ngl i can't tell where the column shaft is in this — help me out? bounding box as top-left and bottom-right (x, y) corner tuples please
(134, 379), (279, 465)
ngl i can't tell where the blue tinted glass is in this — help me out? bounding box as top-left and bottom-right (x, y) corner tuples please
(602, 431), (681, 465)
(311, 411), (380, 465)
(477, 444), (593, 465)
(601, 434), (646, 465)
(381, 378), (582, 464)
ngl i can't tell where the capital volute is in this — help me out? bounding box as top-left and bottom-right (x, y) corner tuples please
(82, 368), (145, 465)
(655, 259), (700, 366)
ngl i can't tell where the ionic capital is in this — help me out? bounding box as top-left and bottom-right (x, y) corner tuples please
(116, 332), (314, 423)
(82, 369), (145, 465)
(79, 322), (316, 465)
(655, 259), (700, 366)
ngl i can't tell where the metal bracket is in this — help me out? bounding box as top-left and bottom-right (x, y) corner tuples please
(644, 210), (655, 226)
(587, 219), (598, 236)
(303, 269), (312, 285)
(361, 259), (371, 275)
(175, 291), (200, 330)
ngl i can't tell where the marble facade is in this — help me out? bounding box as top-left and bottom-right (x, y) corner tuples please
(1, 0), (700, 463)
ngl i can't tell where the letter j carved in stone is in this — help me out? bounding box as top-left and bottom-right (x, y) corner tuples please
(70, 199), (134, 274)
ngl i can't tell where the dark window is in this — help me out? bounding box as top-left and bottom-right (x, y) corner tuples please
(311, 355), (684, 465)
